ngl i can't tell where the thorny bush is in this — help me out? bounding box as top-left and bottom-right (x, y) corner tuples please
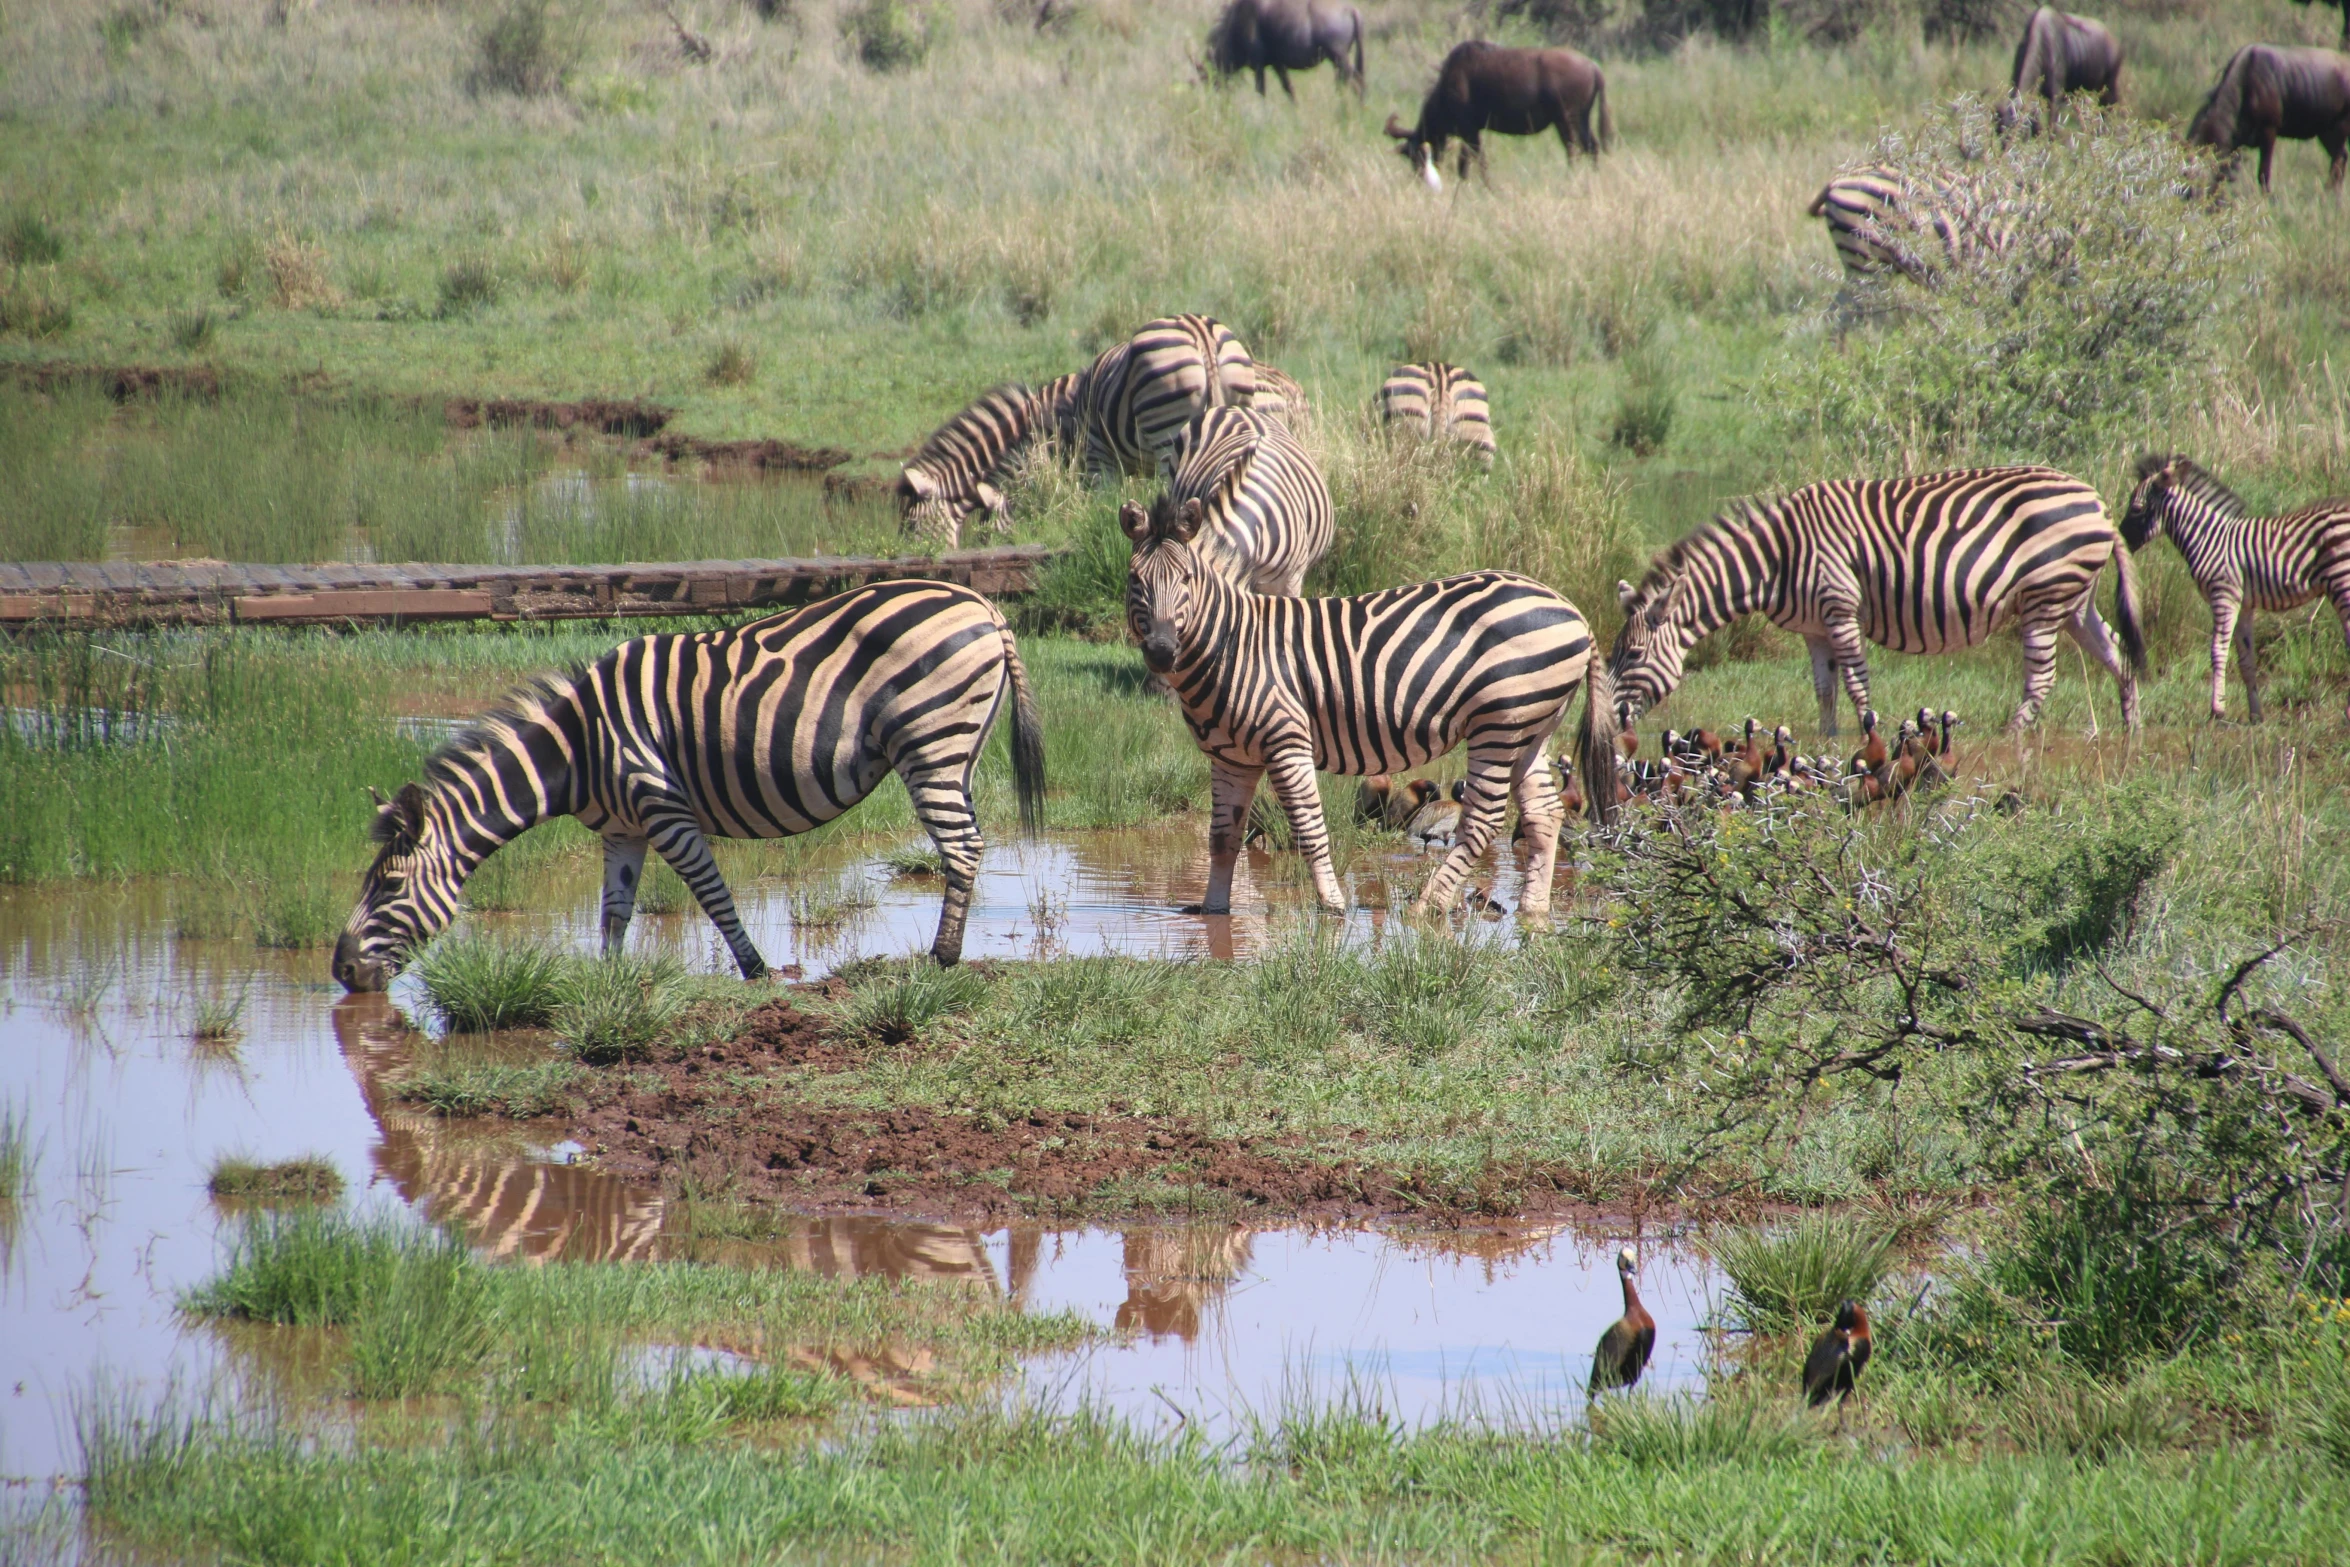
(1599, 789), (2348, 1368)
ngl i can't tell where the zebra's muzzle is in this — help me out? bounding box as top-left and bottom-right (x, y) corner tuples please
(332, 929), (394, 994)
(1141, 634), (1179, 673)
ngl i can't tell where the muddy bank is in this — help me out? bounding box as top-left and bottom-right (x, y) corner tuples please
(555, 998), (1635, 1225)
(642, 432), (854, 473)
(9, 361), (225, 400)
(443, 395), (675, 438)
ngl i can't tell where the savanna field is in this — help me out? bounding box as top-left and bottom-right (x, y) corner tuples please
(4, 0), (2350, 1561)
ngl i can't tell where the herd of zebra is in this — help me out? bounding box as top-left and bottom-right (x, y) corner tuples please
(332, 304), (2350, 995)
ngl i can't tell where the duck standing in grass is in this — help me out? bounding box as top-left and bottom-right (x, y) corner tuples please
(1803, 1299), (1872, 1405)
(1588, 1245), (1656, 1394)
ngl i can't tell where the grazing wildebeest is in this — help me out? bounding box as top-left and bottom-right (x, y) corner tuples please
(2189, 44), (2350, 192)
(1206, 0), (1364, 100)
(1997, 8), (2122, 134)
(1384, 41), (1609, 189)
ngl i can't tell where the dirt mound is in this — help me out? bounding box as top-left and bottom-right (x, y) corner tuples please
(11, 363), (223, 400)
(641, 433), (853, 473)
(566, 998), (1409, 1222)
(443, 397), (675, 437)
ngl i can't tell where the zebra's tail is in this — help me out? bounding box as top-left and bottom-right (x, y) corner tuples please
(1577, 656), (1622, 828)
(1594, 74), (1612, 152)
(2111, 538), (2147, 676)
(1001, 627), (1047, 832)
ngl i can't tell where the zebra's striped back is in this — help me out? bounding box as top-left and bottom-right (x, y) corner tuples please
(899, 383), (1039, 547)
(1076, 314), (1257, 479)
(1808, 167), (2003, 286)
(1156, 405), (1333, 596)
(336, 580), (1046, 988)
(1248, 362), (1310, 435)
(1378, 363), (1496, 463)
(1610, 465), (2141, 732)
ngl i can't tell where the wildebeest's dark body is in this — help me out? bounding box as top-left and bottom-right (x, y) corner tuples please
(1385, 41), (1610, 187)
(1999, 8), (2122, 133)
(2189, 43), (2350, 191)
(1206, 0), (1364, 100)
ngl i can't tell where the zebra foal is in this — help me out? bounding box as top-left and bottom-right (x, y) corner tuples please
(333, 580), (1045, 991)
(1609, 465), (2144, 736)
(897, 375), (1083, 548)
(2122, 455), (2350, 721)
(1123, 500), (1619, 919)
(1378, 362), (1495, 464)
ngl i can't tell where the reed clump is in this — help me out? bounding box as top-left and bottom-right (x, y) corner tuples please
(206, 1155), (344, 1206)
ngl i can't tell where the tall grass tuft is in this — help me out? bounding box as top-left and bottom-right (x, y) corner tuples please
(412, 936), (571, 1033)
(2008, 1374), (2190, 1460)
(436, 253), (502, 318)
(704, 340), (758, 387)
(181, 1209), (417, 1327)
(190, 990), (246, 1044)
(348, 1230), (494, 1398)
(1586, 1392), (1813, 1465)
(470, 0), (572, 96)
(849, 0), (932, 71)
(166, 304), (215, 352)
(556, 954), (685, 1064)
(2, 209), (65, 267)
(834, 961), (987, 1045)
(206, 1155), (344, 1206)
(0, 1097), (33, 1207)
(1707, 1213), (1897, 1330)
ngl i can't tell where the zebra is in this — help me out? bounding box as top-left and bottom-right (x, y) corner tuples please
(332, 580), (1046, 991)
(1122, 498), (1620, 919)
(898, 373), (1088, 548)
(1248, 361), (1310, 434)
(1807, 166), (2007, 289)
(1608, 466), (2144, 737)
(1151, 405), (1334, 596)
(1377, 362), (1496, 464)
(2121, 454), (2350, 722)
(1074, 314), (1257, 480)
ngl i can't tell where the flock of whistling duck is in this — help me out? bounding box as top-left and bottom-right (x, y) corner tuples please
(1587, 1246), (1876, 1408)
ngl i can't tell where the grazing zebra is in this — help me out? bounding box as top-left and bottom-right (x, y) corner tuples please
(332, 581), (1045, 991)
(2121, 455), (2350, 721)
(1152, 406), (1333, 596)
(898, 373), (1089, 548)
(1122, 499), (1620, 918)
(1378, 362), (1496, 464)
(1807, 166), (2006, 287)
(1248, 361), (1310, 434)
(1608, 466), (2144, 736)
(1075, 314), (1257, 480)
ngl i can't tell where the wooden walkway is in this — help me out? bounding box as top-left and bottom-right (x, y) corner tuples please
(0, 547), (1064, 628)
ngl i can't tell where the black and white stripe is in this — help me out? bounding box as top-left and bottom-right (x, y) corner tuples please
(1248, 361), (1310, 435)
(2122, 455), (2350, 721)
(334, 580), (1046, 988)
(1075, 314), (1256, 480)
(1609, 466), (2144, 735)
(1807, 166), (2005, 287)
(1151, 405), (1333, 596)
(898, 384), (1038, 547)
(1377, 362), (1495, 464)
(1122, 499), (1620, 918)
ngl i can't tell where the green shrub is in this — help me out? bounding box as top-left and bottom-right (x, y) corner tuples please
(412, 936), (571, 1033)
(1772, 101), (2245, 468)
(471, 0), (573, 96)
(556, 954), (684, 1064)
(1708, 1213), (1897, 1330)
(848, 0), (932, 71)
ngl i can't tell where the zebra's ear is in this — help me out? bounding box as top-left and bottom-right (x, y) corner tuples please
(1616, 579), (1637, 610)
(902, 467), (937, 500)
(1170, 498), (1206, 543)
(370, 783), (428, 852)
(974, 482), (1005, 517)
(1119, 500), (1151, 543)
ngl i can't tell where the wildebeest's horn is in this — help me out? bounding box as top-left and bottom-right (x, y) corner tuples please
(1383, 113), (1409, 139)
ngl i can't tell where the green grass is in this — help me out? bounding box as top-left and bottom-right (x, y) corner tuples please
(412, 934), (572, 1033)
(205, 1155), (344, 1206)
(556, 953), (687, 1064)
(390, 1055), (585, 1119)
(1707, 1212), (1900, 1330)
(0, 1096), (33, 1206)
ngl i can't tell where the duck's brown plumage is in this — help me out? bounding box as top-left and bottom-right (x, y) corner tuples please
(1803, 1299), (1872, 1406)
(1589, 1246), (1657, 1394)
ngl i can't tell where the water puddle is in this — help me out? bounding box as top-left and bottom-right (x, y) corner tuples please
(0, 831), (1674, 1482)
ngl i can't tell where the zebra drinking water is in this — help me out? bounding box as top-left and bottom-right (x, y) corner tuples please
(333, 580), (1045, 991)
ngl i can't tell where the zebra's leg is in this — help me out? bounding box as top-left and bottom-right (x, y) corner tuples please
(643, 813), (767, 981)
(1806, 635), (1841, 737)
(1193, 759), (1265, 916)
(2064, 597), (2137, 731)
(2207, 592), (2243, 721)
(1508, 742), (1567, 918)
(2012, 617), (2061, 731)
(901, 757), (987, 966)
(599, 835), (650, 956)
(1415, 754), (1513, 916)
(1262, 746), (1343, 912)
(1825, 615), (1873, 735)
(2236, 613), (2262, 723)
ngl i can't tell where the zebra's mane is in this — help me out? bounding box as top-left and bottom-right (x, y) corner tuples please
(417, 669), (586, 793)
(2153, 455), (2250, 518)
(1628, 499), (1776, 620)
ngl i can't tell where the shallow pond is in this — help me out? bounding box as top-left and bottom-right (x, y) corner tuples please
(0, 832), (1709, 1482)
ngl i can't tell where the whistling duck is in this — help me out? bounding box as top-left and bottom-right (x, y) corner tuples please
(1383, 777), (1440, 830)
(1405, 782), (1461, 847)
(1802, 1299), (1873, 1406)
(1937, 709), (1959, 761)
(1355, 775), (1395, 826)
(1588, 1245), (1657, 1394)
(1849, 709), (1886, 777)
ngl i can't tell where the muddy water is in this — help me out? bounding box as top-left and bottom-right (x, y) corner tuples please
(0, 835), (1701, 1481)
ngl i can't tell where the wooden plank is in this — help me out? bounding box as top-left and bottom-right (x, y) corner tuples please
(235, 589), (499, 623)
(0, 594), (97, 621)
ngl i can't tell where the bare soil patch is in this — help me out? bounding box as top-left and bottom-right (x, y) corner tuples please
(641, 432), (854, 473)
(443, 396), (675, 438)
(10, 362), (224, 400)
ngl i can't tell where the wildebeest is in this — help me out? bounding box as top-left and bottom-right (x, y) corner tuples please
(1384, 41), (1609, 189)
(1206, 0), (1364, 100)
(1998, 8), (2122, 133)
(2189, 44), (2350, 192)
